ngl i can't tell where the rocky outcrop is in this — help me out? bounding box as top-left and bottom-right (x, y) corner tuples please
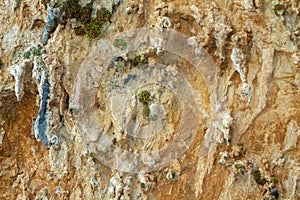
(0, 0), (299, 199)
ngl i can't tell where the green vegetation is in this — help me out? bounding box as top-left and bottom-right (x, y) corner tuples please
(23, 51), (31, 59)
(85, 23), (102, 38)
(140, 182), (146, 188)
(63, 0), (81, 19)
(270, 177), (279, 184)
(253, 170), (266, 184)
(97, 8), (112, 22)
(113, 38), (127, 49)
(74, 26), (85, 36)
(62, 1), (112, 39)
(138, 90), (152, 118)
(23, 47), (42, 59)
(130, 54), (149, 68)
(272, 2), (285, 16)
(138, 90), (152, 105)
(87, 152), (96, 158)
(79, 3), (93, 24)
(140, 181), (148, 189)
(234, 164), (243, 170)
(32, 47), (41, 56)
(142, 59), (149, 64)
(234, 163), (244, 175)
(132, 55), (142, 67)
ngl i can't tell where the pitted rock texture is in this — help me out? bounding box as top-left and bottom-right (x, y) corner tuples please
(0, 0), (299, 199)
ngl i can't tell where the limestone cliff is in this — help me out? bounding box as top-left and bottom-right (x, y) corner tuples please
(0, 0), (299, 199)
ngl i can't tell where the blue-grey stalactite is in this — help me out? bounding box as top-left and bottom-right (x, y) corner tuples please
(33, 57), (50, 148)
(42, 5), (63, 45)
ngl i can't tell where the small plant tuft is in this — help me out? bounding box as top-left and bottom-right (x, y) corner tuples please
(138, 90), (152, 118)
(270, 177), (279, 184)
(23, 51), (31, 59)
(131, 54), (149, 68)
(97, 8), (112, 22)
(142, 58), (149, 64)
(87, 152), (96, 158)
(23, 47), (42, 59)
(272, 2), (285, 16)
(140, 181), (148, 189)
(114, 38), (127, 49)
(234, 163), (244, 175)
(132, 55), (142, 67)
(32, 47), (41, 56)
(138, 90), (152, 105)
(253, 170), (266, 184)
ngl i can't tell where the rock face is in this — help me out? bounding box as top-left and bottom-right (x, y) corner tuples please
(0, 0), (299, 199)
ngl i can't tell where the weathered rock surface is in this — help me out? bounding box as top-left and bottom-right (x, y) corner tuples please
(0, 0), (299, 199)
